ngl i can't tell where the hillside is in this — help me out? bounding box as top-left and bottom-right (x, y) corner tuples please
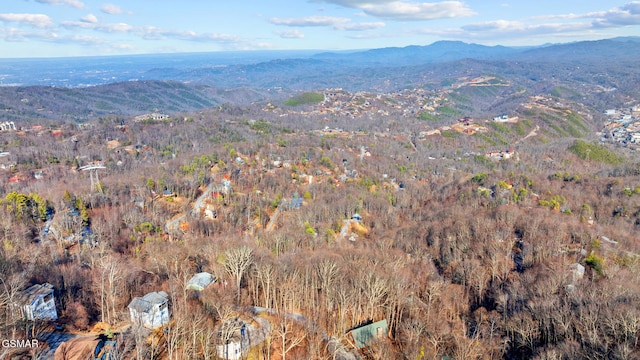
(2, 91), (639, 358)
(1, 38), (640, 360)
(0, 81), (281, 122)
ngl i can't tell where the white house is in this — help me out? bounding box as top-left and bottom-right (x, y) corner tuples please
(0, 122), (15, 131)
(216, 318), (251, 360)
(218, 338), (247, 360)
(128, 291), (170, 329)
(15, 283), (58, 320)
(493, 114), (509, 122)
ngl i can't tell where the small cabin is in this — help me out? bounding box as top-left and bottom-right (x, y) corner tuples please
(347, 319), (388, 349)
(15, 283), (58, 321)
(128, 291), (170, 329)
(186, 272), (216, 291)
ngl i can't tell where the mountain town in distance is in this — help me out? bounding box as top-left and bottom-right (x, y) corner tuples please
(1, 37), (640, 359)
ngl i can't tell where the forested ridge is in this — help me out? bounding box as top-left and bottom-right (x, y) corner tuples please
(1, 92), (639, 359)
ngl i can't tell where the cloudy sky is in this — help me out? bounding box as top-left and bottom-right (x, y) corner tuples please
(1, 0), (640, 58)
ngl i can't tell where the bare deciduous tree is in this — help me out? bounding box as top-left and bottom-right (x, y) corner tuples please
(273, 315), (307, 360)
(255, 261), (276, 308)
(94, 255), (124, 324)
(223, 245), (254, 304)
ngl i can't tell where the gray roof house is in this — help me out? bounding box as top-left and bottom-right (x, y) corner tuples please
(128, 291), (170, 329)
(15, 283), (58, 321)
(186, 272), (216, 291)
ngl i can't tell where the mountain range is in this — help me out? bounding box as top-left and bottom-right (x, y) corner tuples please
(0, 37), (639, 121)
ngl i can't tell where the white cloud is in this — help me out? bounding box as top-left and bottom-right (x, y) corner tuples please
(269, 16), (351, 27)
(0, 27), (40, 42)
(65, 34), (110, 45)
(462, 19), (523, 32)
(0, 13), (54, 28)
(0, 27), (82, 44)
(36, 0), (84, 9)
(337, 21), (385, 30)
(317, 0), (475, 21)
(112, 43), (135, 50)
(530, 13), (584, 21)
(61, 20), (134, 33)
(275, 29), (305, 39)
(137, 26), (270, 49)
(449, 2), (640, 41)
(592, 1), (640, 27)
(100, 3), (127, 15)
(102, 22), (134, 32)
(461, 20), (592, 40)
(269, 16), (385, 31)
(532, 2), (640, 26)
(0, 26), (139, 54)
(80, 14), (98, 24)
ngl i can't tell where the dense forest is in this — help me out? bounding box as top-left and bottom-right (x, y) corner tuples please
(1, 41), (640, 359)
(1, 92), (639, 360)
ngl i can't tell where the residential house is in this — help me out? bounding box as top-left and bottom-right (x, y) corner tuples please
(216, 318), (251, 360)
(186, 272), (216, 291)
(347, 319), (388, 352)
(486, 148), (516, 161)
(15, 283), (58, 321)
(493, 114), (519, 123)
(0, 121), (16, 132)
(128, 291), (170, 329)
(8, 174), (23, 183)
(281, 196), (303, 211)
(133, 113), (170, 122)
(212, 178), (233, 197)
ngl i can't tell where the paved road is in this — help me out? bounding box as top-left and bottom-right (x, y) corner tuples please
(165, 182), (216, 235)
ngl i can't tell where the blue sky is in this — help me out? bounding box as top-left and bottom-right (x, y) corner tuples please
(1, 0), (640, 58)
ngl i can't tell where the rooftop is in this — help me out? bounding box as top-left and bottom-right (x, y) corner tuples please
(186, 272), (216, 291)
(18, 283), (54, 305)
(128, 291), (168, 313)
